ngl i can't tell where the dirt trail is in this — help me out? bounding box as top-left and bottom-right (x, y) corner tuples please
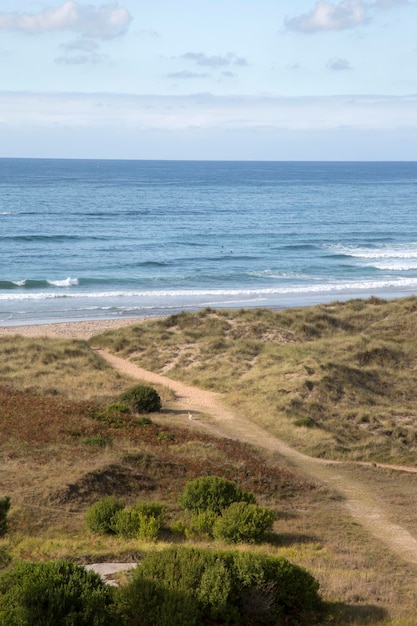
(95, 349), (417, 567)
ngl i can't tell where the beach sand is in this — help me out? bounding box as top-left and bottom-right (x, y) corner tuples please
(0, 318), (145, 340)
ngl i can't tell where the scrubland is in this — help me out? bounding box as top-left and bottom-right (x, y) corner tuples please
(1, 297), (417, 624)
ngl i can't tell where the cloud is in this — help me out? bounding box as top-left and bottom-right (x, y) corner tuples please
(327, 56), (353, 70)
(166, 71), (209, 79)
(0, 1), (132, 40)
(60, 38), (100, 52)
(286, 0), (369, 33)
(55, 52), (108, 65)
(372, 0), (409, 7)
(286, 0), (411, 33)
(179, 52), (248, 68)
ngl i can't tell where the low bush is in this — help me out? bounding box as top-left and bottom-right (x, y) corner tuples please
(119, 385), (161, 414)
(213, 501), (276, 544)
(0, 497), (11, 537)
(116, 546), (322, 625)
(112, 503), (166, 541)
(85, 496), (125, 535)
(116, 577), (200, 626)
(179, 475), (256, 515)
(185, 510), (218, 540)
(0, 560), (119, 626)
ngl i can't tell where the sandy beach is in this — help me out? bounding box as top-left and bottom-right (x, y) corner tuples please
(0, 317), (145, 340)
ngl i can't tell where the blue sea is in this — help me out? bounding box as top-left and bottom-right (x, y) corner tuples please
(1, 159), (417, 326)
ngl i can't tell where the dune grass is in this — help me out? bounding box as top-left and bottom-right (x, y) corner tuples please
(2, 298), (417, 623)
(91, 297), (417, 464)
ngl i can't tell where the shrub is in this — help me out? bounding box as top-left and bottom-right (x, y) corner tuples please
(0, 560), (119, 626)
(116, 577), (200, 626)
(119, 385), (161, 413)
(0, 497), (11, 537)
(213, 501), (276, 544)
(179, 476), (256, 515)
(112, 502), (166, 541)
(85, 496), (125, 535)
(120, 546), (322, 625)
(185, 510), (218, 540)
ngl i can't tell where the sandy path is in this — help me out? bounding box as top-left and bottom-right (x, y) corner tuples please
(2, 319), (417, 566)
(95, 348), (417, 568)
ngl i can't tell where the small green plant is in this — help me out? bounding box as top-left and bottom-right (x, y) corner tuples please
(112, 502), (166, 541)
(81, 435), (112, 447)
(0, 497), (11, 537)
(85, 496), (125, 535)
(0, 560), (118, 626)
(115, 577), (200, 626)
(179, 476), (256, 515)
(185, 510), (218, 540)
(119, 385), (161, 413)
(213, 501), (276, 544)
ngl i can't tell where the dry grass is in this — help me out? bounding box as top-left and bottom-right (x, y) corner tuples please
(91, 298), (417, 464)
(2, 299), (417, 623)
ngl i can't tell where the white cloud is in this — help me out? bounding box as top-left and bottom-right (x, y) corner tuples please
(166, 71), (209, 79)
(372, 0), (409, 7)
(286, 0), (369, 33)
(60, 38), (100, 52)
(179, 52), (248, 68)
(0, 1), (132, 40)
(327, 56), (353, 70)
(55, 52), (108, 65)
(286, 0), (411, 33)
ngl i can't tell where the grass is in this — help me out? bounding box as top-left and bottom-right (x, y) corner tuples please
(91, 297), (417, 464)
(2, 298), (417, 623)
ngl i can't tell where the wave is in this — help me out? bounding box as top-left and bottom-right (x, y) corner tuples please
(2, 276), (417, 302)
(0, 277), (79, 289)
(325, 243), (417, 260)
(365, 262), (417, 271)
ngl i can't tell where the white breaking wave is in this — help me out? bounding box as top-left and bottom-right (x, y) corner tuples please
(366, 261), (417, 271)
(2, 276), (417, 302)
(327, 243), (417, 260)
(47, 277), (79, 287)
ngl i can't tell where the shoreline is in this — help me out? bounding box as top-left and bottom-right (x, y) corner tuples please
(0, 317), (148, 340)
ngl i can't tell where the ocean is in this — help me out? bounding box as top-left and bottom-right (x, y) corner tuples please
(1, 159), (417, 325)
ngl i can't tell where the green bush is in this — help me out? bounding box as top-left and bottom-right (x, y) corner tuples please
(185, 510), (218, 540)
(85, 496), (125, 535)
(116, 577), (200, 626)
(0, 497), (11, 537)
(0, 560), (119, 626)
(119, 546), (322, 625)
(213, 501), (276, 544)
(119, 385), (161, 413)
(112, 502), (166, 541)
(179, 476), (256, 515)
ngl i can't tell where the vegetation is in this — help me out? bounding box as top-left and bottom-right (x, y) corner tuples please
(179, 475), (256, 515)
(2, 298), (417, 624)
(0, 497), (11, 537)
(117, 546), (322, 625)
(92, 297), (417, 464)
(212, 501), (276, 544)
(0, 560), (118, 625)
(85, 497), (125, 535)
(111, 502), (166, 541)
(119, 385), (161, 414)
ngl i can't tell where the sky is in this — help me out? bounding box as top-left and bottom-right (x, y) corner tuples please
(0, 0), (416, 160)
